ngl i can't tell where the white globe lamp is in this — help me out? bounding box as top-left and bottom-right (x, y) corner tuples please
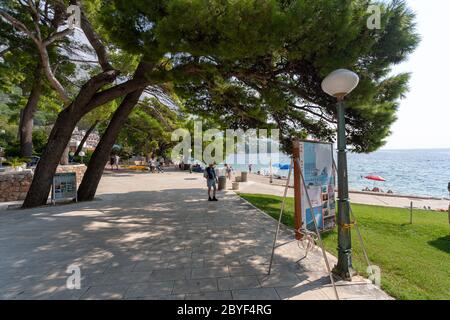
(321, 69), (359, 100)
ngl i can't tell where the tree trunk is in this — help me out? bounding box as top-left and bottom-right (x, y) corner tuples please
(74, 120), (99, 157)
(60, 143), (70, 165)
(77, 89), (144, 202)
(22, 108), (80, 207)
(22, 70), (120, 208)
(20, 65), (43, 158)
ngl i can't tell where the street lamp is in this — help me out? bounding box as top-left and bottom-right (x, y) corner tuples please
(321, 69), (359, 281)
(79, 151), (86, 164)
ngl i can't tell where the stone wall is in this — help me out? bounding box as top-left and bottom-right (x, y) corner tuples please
(0, 164), (86, 203)
(0, 170), (33, 202)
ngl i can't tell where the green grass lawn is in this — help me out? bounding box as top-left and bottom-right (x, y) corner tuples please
(239, 193), (450, 300)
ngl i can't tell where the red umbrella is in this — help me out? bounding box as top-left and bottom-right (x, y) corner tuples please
(364, 175), (386, 182)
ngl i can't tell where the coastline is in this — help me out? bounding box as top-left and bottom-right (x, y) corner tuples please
(247, 171), (450, 201)
(236, 171), (450, 211)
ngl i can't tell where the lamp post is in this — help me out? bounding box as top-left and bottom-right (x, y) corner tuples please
(79, 151), (86, 164)
(321, 69), (359, 281)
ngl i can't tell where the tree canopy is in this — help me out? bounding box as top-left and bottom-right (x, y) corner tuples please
(97, 0), (419, 152)
(0, 0), (420, 208)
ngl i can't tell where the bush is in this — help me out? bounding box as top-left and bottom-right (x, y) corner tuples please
(4, 142), (21, 158)
(9, 157), (26, 168)
(32, 128), (49, 156)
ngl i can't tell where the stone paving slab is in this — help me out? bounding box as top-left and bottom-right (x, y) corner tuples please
(232, 288), (280, 300)
(0, 171), (392, 300)
(173, 279), (219, 295)
(185, 291), (233, 300)
(218, 276), (261, 291)
(125, 281), (174, 298)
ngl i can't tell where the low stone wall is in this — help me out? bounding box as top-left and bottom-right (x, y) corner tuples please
(0, 164), (86, 203)
(0, 170), (33, 202)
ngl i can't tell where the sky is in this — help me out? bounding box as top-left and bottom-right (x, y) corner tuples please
(383, 0), (450, 150)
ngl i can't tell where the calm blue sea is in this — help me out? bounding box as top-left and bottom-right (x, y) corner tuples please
(224, 149), (450, 198)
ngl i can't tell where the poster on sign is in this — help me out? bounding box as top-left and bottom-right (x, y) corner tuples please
(52, 172), (77, 204)
(299, 141), (336, 232)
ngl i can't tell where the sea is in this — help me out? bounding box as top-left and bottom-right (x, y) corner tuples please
(222, 149), (450, 199)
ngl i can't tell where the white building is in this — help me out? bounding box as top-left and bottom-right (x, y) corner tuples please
(69, 127), (101, 152)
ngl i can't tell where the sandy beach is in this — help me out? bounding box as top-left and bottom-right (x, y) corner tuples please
(237, 172), (450, 212)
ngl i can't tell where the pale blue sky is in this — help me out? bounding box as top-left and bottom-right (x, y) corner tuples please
(383, 0), (449, 150)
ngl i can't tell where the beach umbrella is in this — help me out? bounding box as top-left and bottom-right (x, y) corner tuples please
(278, 164), (290, 170)
(364, 175), (386, 191)
(364, 175), (386, 182)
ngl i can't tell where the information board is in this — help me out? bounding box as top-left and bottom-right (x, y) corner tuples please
(299, 141), (336, 232)
(52, 172), (77, 203)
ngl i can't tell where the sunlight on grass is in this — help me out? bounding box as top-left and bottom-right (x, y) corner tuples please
(239, 193), (450, 300)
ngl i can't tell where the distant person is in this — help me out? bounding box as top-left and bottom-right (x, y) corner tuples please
(225, 163), (232, 181)
(110, 155), (115, 170)
(156, 158), (164, 173)
(149, 158), (156, 173)
(248, 164), (252, 173)
(204, 163), (218, 201)
(114, 155), (120, 170)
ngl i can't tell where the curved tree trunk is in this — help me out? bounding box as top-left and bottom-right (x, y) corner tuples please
(22, 70), (119, 208)
(20, 65), (43, 158)
(77, 89), (144, 202)
(74, 120), (99, 157)
(22, 108), (80, 207)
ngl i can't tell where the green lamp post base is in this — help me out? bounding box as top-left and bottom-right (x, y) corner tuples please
(332, 255), (357, 281)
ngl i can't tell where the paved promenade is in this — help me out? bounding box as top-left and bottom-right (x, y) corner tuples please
(0, 171), (389, 300)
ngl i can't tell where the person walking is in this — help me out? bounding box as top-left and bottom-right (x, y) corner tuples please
(156, 158), (164, 173)
(110, 155), (115, 170)
(149, 157), (156, 173)
(114, 154), (120, 170)
(248, 164), (252, 173)
(225, 163), (233, 181)
(204, 163), (218, 201)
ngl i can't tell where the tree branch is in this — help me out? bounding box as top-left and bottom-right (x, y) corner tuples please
(0, 10), (39, 45)
(27, 0), (42, 41)
(44, 28), (73, 46)
(291, 104), (336, 124)
(70, 0), (113, 71)
(0, 6), (71, 104)
(85, 78), (149, 113)
(40, 44), (71, 104)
